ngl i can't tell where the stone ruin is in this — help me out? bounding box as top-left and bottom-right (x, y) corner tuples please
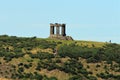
(49, 23), (73, 40)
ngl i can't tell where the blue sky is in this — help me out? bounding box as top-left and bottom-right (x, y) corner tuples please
(0, 0), (120, 43)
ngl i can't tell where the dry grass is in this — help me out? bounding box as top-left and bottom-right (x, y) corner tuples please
(75, 40), (105, 48)
(0, 78), (12, 80)
(30, 48), (53, 54)
(39, 69), (71, 80)
(47, 39), (105, 48)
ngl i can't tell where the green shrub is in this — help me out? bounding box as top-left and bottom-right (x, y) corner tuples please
(69, 75), (85, 80)
(49, 77), (58, 80)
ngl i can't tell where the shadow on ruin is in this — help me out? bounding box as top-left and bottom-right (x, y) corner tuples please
(49, 23), (73, 40)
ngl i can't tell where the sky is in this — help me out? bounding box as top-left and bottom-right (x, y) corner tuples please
(0, 0), (120, 43)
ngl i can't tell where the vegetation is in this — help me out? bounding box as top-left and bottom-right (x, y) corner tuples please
(0, 35), (120, 80)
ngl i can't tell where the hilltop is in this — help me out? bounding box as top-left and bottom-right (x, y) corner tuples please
(0, 35), (120, 80)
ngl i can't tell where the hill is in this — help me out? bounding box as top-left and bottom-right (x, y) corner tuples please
(0, 35), (120, 80)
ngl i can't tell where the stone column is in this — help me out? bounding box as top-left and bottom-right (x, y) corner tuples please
(55, 23), (60, 36)
(50, 23), (54, 35)
(62, 24), (66, 36)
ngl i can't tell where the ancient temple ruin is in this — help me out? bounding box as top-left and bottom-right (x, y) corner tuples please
(49, 23), (73, 40)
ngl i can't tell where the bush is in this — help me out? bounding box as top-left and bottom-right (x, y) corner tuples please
(96, 64), (101, 68)
(33, 72), (43, 80)
(30, 52), (54, 60)
(18, 67), (24, 73)
(49, 77), (58, 80)
(96, 73), (108, 79)
(24, 63), (32, 69)
(69, 75), (85, 80)
(88, 76), (97, 80)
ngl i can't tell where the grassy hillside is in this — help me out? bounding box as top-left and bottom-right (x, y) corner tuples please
(0, 35), (120, 80)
